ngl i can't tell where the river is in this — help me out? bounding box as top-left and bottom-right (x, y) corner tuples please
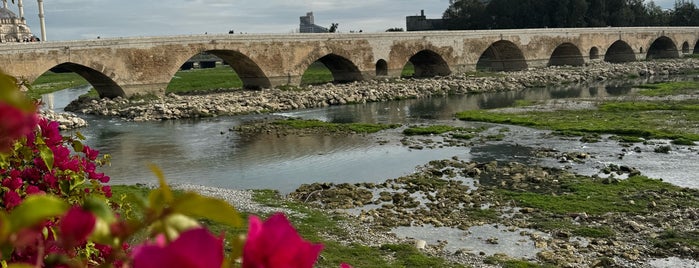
(43, 80), (699, 194)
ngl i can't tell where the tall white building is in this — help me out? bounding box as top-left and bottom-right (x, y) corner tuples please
(0, 1), (35, 43)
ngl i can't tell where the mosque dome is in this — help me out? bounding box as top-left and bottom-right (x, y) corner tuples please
(0, 8), (18, 19)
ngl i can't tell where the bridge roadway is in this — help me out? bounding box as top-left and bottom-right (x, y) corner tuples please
(0, 27), (698, 98)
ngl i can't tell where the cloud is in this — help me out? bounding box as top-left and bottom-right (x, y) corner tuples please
(8, 0), (684, 41)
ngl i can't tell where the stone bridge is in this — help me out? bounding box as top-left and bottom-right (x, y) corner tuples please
(1, 27), (698, 98)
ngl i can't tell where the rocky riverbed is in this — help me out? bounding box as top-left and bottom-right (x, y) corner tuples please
(65, 59), (699, 121)
(230, 118), (699, 267)
(289, 158), (699, 267)
(39, 109), (88, 130)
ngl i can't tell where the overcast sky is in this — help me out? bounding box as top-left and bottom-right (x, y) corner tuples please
(5, 0), (689, 41)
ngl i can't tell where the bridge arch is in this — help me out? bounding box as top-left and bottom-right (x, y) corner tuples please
(548, 43), (584, 67)
(476, 40), (527, 71)
(682, 41), (690, 54)
(36, 62), (124, 98)
(304, 53), (363, 84)
(190, 50), (271, 89)
(589, 47), (600, 60)
(646, 36), (679, 60)
(604, 40), (636, 63)
(405, 50), (451, 78)
(376, 59), (388, 76)
(694, 40), (699, 54)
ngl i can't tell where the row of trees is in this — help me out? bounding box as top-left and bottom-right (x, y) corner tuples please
(443, 0), (699, 30)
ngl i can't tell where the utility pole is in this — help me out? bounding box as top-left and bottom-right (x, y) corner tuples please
(37, 0), (45, 41)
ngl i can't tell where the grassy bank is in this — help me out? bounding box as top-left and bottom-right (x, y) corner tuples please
(273, 118), (401, 134)
(456, 99), (699, 142)
(28, 71), (90, 99)
(636, 81), (699, 96)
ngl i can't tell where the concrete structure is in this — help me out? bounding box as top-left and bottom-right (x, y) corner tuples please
(300, 12), (328, 33)
(0, 27), (698, 98)
(0, 1), (34, 43)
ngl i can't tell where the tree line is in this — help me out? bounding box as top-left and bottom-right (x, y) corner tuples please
(442, 0), (699, 30)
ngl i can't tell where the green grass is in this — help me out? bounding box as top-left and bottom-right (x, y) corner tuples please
(513, 99), (538, 107)
(636, 81), (699, 97)
(300, 62), (335, 85)
(167, 65), (243, 93)
(497, 176), (698, 215)
(456, 100), (699, 141)
(28, 71), (90, 99)
(401, 62), (415, 78)
(403, 125), (461, 136)
(274, 118), (401, 134)
(653, 229), (699, 253)
(485, 255), (554, 268)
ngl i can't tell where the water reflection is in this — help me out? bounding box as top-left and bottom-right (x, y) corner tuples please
(47, 76), (699, 193)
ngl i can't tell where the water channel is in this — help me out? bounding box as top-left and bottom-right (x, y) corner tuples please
(44, 79), (699, 193)
(43, 78), (699, 267)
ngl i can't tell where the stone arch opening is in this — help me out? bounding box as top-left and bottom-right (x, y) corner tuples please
(34, 62), (123, 99)
(205, 50), (271, 89)
(476, 40), (527, 71)
(604, 40), (636, 63)
(589, 47), (600, 60)
(548, 43), (584, 67)
(646, 36), (679, 60)
(376, 59), (388, 76)
(403, 50), (451, 78)
(302, 54), (363, 85)
(694, 40), (699, 54)
(682, 41), (690, 54)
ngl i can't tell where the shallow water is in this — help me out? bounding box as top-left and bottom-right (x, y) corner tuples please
(47, 79), (699, 192)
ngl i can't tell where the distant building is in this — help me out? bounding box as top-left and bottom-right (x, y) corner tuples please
(300, 12), (328, 33)
(406, 10), (448, 31)
(0, 6), (35, 42)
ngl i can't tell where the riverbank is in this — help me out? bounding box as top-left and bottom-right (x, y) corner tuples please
(65, 59), (699, 122)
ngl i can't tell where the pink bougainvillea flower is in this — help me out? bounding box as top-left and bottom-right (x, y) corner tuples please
(60, 206), (96, 248)
(340, 263), (353, 268)
(83, 145), (99, 161)
(243, 213), (324, 268)
(101, 185), (112, 198)
(2, 177), (23, 190)
(25, 185), (43, 195)
(37, 118), (62, 147)
(3, 190), (22, 209)
(0, 102), (37, 152)
(131, 228), (223, 268)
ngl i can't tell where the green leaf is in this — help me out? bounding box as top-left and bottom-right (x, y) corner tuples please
(75, 131), (86, 140)
(0, 72), (33, 111)
(8, 195), (68, 232)
(83, 196), (116, 223)
(172, 192), (243, 227)
(71, 140), (84, 153)
(0, 212), (9, 242)
(148, 164), (173, 203)
(7, 264), (34, 268)
(39, 145), (54, 170)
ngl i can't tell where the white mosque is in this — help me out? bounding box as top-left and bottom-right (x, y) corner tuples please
(0, 0), (46, 43)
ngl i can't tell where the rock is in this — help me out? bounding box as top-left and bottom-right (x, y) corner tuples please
(414, 239), (427, 249)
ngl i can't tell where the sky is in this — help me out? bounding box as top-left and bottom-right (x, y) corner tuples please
(3, 0), (690, 41)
